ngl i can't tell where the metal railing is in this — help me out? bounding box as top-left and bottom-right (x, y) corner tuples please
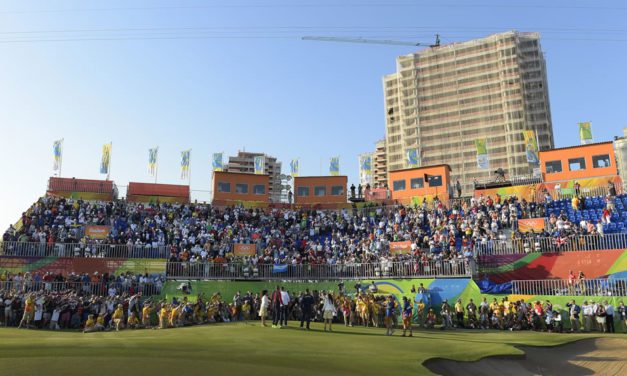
(512, 278), (627, 297)
(0, 280), (163, 296)
(166, 259), (475, 280)
(474, 233), (627, 256)
(0, 241), (169, 259)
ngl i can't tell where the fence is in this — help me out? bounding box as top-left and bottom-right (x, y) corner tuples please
(474, 232), (627, 256)
(166, 259), (475, 280)
(0, 241), (169, 259)
(0, 280), (163, 296)
(511, 278), (627, 297)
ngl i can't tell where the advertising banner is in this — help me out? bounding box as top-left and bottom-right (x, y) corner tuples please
(233, 243), (257, 256)
(85, 225), (111, 239)
(390, 240), (412, 254)
(518, 218), (545, 233)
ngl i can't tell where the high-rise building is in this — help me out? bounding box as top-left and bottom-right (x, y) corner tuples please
(226, 151), (283, 202)
(383, 31), (554, 194)
(373, 139), (387, 188)
(614, 127), (627, 179)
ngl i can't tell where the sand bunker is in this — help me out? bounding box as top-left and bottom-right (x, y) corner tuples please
(424, 337), (626, 376)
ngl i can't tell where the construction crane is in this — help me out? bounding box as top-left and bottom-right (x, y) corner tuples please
(302, 34), (440, 48)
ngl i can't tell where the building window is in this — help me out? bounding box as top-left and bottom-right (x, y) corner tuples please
(253, 185), (266, 195)
(568, 157), (587, 171)
(592, 154), (611, 168)
(217, 182), (231, 193)
(410, 178), (424, 189)
(545, 160), (562, 173)
(235, 184), (248, 194)
(426, 175), (442, 187)
(314, 186), (326, 196)
(331, 186), (344, 196)
(393, 180), (406, 191)
(297, 187), (310, 196)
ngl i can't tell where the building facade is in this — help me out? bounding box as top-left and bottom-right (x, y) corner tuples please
(614, 128), (627, 180)
(383, 31), (554, 195)
(226, 151), (282, 202)
(373, 139), (387, 188)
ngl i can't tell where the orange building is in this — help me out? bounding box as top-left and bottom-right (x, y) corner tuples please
(212, 171), (270, 206)
(47, 177), (115, 201)
(293, 176), (347, 205)
(540, 142), (617, 182)
(126, 182), (190, 204)
(388, 165), (451, 204)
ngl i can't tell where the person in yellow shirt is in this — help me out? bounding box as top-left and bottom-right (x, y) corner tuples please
(83, 314), (96, 333)
(127, 312), (140, 329)
(169, 304), (180, 328)
(416, 299), (426, 328)
(95, 315), (105, 331)
(112, 304), (125, 331)
(454, 299), (465, 328)
(159, 304), (169, 329)
(142, 303), (152, 328)
(18, 294), (35, 329)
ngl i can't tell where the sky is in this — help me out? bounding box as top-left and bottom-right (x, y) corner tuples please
(1, 0), (626, 230)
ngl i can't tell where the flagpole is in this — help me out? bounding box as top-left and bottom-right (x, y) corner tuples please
(107, 142), (112, 181)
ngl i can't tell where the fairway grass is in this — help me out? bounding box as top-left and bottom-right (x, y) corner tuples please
(0, 323), (621, 376)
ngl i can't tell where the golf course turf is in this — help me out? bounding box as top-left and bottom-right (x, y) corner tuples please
(1, 323), (623, 375)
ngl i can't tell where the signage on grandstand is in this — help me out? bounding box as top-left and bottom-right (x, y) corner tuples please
(518, 218), (545, 233)
(233, 243), (257, 256)
(85, 225), (111, 239)
(389, 241), (412, 254)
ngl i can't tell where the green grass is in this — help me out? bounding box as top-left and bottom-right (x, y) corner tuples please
(0, 323), (614, 376)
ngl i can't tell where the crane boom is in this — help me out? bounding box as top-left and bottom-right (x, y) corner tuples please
(302, 36), (421, 47)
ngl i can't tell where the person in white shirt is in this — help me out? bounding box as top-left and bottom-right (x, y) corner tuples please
(604, 300), (615, 333)
(582, 301), (593, 332)
(322, 293), (336, 332)
(259, 290), (269, 327)
(280, 287), (290, 327)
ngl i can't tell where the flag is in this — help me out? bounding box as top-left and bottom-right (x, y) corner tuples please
(522, 130), (539, 165)
(212, 153), (223, 171)
(100, 143), (112, 174)
(360, 154), (373, 175)
(254, 155), (265, 175)
(272, 264), (288, 273)
(329, 157), (340, 176)
(290, 159), (299, 177)
(579, 122), (593, 144)
(53, 139), (63, 171)
(475, 139), (489, 170)
(181, 150), (191, 179)
(406, 148), (419, 167)
(148, 147), (158, 176)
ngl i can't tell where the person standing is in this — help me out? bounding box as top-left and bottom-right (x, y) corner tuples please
(596, 303), (607, 332)
(454, 299), (465, 329)
(385, 295), (395, 336)
(456, 180), (462, 198)
(401, 297), (413, 337)
(618, 301), (626, 333)
(604, 300), (615, 333)
(322, 293), (336, 332)
(566, 300), (581, 333)
(582, 300), (593, 332)
(259, 290), (269, 327)
(300, 289), (314, 330)
(280, 287), (290, 327)
(271, 286), (283, 328)
(416, 299), (426, 328)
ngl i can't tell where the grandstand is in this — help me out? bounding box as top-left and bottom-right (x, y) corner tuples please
(1, 141), (626, 336)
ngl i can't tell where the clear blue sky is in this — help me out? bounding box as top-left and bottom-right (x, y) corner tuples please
(1, 0), (626, 229)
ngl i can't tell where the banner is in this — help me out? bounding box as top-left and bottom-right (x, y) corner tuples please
(360, 153), (373, 175)
(406, 148), (418, 168)
(518, 218), (545, 233)
(53, 139), (63, 171)
(475, 139), (489, 170)
(290, 159), (299, 177)
(85, 225), (110, 239)
(212, 153), (223, 172)
(330, 157), (340, 176)
(273, 264), (288, 273)
(254, 155), (265, 175)
(100, 143), (112, 174)
(579, 122), (593, 144)
(390, 241), (412, 254)
(523, 130), (539, 165)
(233, 243), (257, 256)
(148, 147), (158, 176)
(181, 150), (191, 179)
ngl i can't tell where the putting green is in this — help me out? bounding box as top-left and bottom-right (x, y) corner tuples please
(0, 323), (612, 376)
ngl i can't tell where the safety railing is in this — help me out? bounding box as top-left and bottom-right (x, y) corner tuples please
(0, 280), (163, 296)
(511, 278), (627, 297)
(165, 259), (475, 280)
(0, 241), (169, 259)
(474, 232), (627, 256)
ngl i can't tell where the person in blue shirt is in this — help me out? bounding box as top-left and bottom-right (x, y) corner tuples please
(401, 296), (413, 337)
(385, 295), (395, 336)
